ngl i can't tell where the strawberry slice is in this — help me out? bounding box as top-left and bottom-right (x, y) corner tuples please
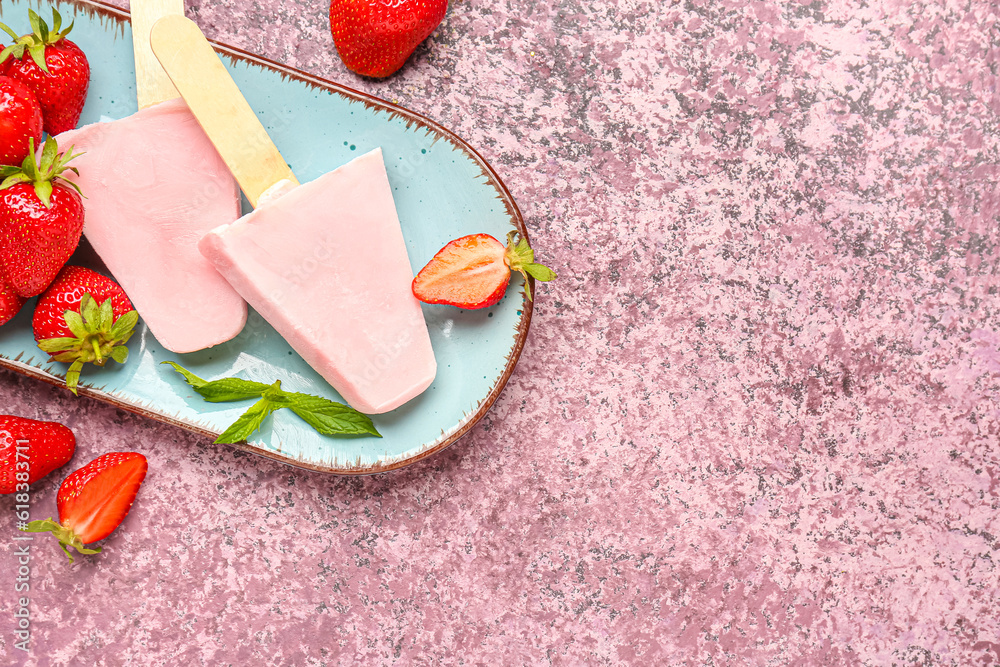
(412, 231), (556, 308)
(24, 451), (147, 563)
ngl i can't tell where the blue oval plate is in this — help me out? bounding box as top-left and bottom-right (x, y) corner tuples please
(0, 0), (533, 474)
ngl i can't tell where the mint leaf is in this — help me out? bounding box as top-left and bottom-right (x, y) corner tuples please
(262, 380), (294, 405)
(160, 361), (208, 389)
(214, 397), (278, 444)
(285, 393), (381, 437)
(195, 378), (270, 403)
(162, 361), (269, 401)
(161, 362), (380, 442)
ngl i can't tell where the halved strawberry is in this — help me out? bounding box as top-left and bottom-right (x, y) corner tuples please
(412, 231), (556, 308)
(23, 451), (147, 563)
(32, 265), (139, 395)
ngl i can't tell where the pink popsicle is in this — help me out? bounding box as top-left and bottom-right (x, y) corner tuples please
(54, 0), (246, 353)
(200, 148), (436, 414)
(57, 100), (247, 353)
(151, 15), (436, 414)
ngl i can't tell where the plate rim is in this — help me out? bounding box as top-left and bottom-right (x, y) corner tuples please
(0, 0), (535, 475)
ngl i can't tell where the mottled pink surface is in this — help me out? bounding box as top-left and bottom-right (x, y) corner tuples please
(2, 0), (1000, 664)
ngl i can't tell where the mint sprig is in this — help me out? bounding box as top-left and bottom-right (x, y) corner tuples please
(161, 361), (381, 444)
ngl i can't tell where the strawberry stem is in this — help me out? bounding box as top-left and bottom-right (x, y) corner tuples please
(0, 136), (83, 208)
(0, 9), (74, 72)
(503, 231), (557, 301)
(21, 517), (101, 564)
(37, 292), (138, 395)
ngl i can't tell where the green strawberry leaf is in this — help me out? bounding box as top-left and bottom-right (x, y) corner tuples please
(95, 298), (114, 332)
(0, 22), (19, 41)
(0, 173), (29, 191)
(523, 262), (557, 281)
(51, 9), (62, 35)
(65, 359), (84, 396)
(27, 42), (47, 74)
(63, 310), (89, 339)
(28, 9), (43, 38)
(214, 397), (278, 444)
(37, 337), (79, 353)
(110, 346), (128, 364)
(0, 44), (17, 66)
(32, 178), (52, 208)
(39, 136), (58, 171)
(109, 310), (138, 341)
(78, 294), (98, 324)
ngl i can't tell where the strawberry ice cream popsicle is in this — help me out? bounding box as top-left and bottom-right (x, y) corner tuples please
(56, 0), (246, 353)
(151, 16), (436, 414)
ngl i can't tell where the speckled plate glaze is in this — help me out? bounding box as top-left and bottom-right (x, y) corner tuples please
(0, 0), (533, 474)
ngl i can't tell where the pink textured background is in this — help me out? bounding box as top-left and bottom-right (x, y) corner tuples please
(2, 0), (1000, 664)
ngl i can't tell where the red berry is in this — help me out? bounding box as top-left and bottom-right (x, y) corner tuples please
(412, 234), (511, 308)
(0, 415), (76, 494)
(0, 75), (42, 166)
(32, 266), (134, 339)
(0, 278), (26, 326)
(32, 265), (139, 395)
(329, 0), (448, 78)
(0, 136), (84, 300)
(0, 182), (84, 297)
(0, 9), (90, 134)
(23, 451), (148, 563)
(412, 231), (556, 308)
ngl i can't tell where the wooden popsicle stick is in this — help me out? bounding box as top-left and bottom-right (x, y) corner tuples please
(131, 0), (184, 109)
(149, 15), (299, 207)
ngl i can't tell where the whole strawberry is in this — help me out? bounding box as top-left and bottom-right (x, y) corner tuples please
(0, 136), (84, 299)
(0, 75), (42, 166)
(23, 451), (147, 563)
(33, 265), (139, 395)
(0, 9), (90, 134)
(412, 231), (556, 308)
(0, 279), (26, 326)
(329, 0), (448, 78)
(0, 415), (76, 494)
